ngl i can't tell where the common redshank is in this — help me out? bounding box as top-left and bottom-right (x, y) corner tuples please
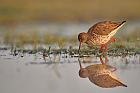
(78, 21), (126, 54)
(78, 58), (127, 88)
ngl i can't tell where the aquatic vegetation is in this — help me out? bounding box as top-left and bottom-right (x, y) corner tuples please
(0, 26), (139, 58)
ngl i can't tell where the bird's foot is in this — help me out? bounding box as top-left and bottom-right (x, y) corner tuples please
(99, 56), (105, 64)
(99, 54), (109, 64)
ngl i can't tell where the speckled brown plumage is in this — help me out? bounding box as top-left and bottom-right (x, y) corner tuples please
(79, 64), (127, 88)
(88, 21), (126, 35)
(78, 20), (126, 54)
(88, 74), (127, 88)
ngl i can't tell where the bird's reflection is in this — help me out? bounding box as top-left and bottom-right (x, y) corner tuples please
(78, 56), (127, 88)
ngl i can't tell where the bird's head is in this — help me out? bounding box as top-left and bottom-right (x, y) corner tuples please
(78, 32), (88, 43)
(78, 32), (88, 53)
(79, 68), (89, 78)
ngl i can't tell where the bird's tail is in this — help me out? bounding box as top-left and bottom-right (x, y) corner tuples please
(119, 81), (127, 87)
(118, 21), (126, 27)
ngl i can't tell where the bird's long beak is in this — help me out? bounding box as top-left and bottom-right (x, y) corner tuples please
(78, 58), (82, 69)
(78, 42), (82, 54)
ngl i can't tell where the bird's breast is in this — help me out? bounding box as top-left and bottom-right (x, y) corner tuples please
(87, 33), (111, 45)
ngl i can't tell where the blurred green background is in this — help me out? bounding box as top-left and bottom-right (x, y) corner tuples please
(0, 0), (140, 24)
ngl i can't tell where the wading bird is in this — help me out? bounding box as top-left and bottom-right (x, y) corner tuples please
(78, 21), (126, 54)
(78, 58), (127, 88)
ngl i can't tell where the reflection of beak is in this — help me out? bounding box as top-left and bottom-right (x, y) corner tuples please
(78, 58), (82, 69)
(78, 42), (82, 54)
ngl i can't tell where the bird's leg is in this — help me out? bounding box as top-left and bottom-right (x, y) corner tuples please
(101, 37), (117, 63)
(102, 51), (109, 64)
(100, 44), (108, 54)
(100, 37), (117, 62)
(100, 44), (108, 63)
(99, 45), (104, 53)
(99, 55), (105, 64)
(100, 44), (109, 64)
(104, 44), (108, 53)
(105, 55), (109, 63)
(100, 44), (105, 53)
(99, 55), (108, 64)
(104, 45), (110, 65)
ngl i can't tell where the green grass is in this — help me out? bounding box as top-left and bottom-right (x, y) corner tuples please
(1, 31), (140, 57)
(2, 30), (77, 49)
(2, 28), (140, 54)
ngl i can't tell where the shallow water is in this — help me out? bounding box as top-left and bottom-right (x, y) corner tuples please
(0, 49), (140, 93)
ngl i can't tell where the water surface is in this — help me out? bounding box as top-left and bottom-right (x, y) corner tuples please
(0, 50), (139, 93)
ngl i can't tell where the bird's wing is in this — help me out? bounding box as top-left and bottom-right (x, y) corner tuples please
(88, 74), (127, 88)
(87, 21), (126, 35)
